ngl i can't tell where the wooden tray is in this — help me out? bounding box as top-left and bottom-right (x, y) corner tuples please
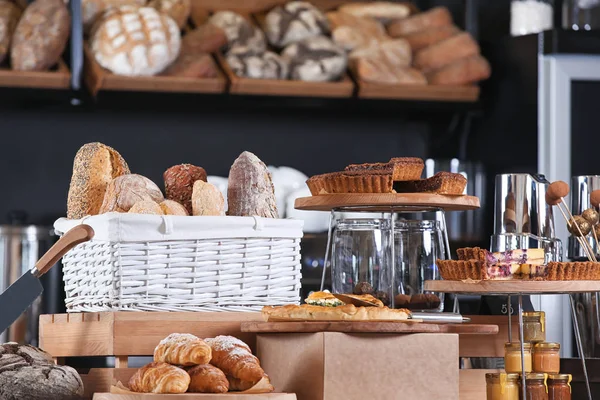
(425, 280), (600, 294)
(84, 45), (226, 96)
(356, 79), (480, 102)
(294, 193), (481, 212)
(93, 394), (296, 400)
(0, 59), (70, 89)
(241, 321), (499, 334)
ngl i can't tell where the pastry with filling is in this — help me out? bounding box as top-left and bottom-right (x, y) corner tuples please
(262, 304), (411, 321)
(305, 291), (344, 307)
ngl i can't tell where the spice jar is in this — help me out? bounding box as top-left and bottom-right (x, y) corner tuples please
(523, 311), (546, 342)
(522, 373), (549, 400)
(533, 342), (561, 373)
(504, 342), (533, 373)
(548, 374), (572, 400)
(486, 373), (520, 400)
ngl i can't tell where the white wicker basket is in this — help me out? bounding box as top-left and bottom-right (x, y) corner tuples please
(54, 213), (303, 312)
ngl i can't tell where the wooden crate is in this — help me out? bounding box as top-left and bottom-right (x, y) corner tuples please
(0, 59), (70, 89)
(84, 45), (227, 96)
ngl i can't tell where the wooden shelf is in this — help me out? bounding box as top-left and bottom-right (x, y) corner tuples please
(355, 79), (480, 102)
(425, 280), (600, 294)
(294, 193), (480, 212)
(93, 393), (296, 400)
(0, 60), (70, 90)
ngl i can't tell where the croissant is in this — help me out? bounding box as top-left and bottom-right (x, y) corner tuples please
(228, 374), (275, 393)
(129, 362), (190, 394)
(205, 335), (265, 385)
(154, 333), (212, 366)
(187, 364), (229, 393)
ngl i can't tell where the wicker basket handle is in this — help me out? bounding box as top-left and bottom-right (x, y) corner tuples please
(35, 225), (95, 276)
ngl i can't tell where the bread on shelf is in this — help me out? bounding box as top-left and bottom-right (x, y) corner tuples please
(264, 1), (330, 48)
(187, 364), (229, 393)
(99, 174), (164, 213)
(129, 362), (190, 394)
(0, 0), (21, 64)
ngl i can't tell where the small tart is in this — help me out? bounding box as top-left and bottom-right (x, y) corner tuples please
(345, 157), (424, 181)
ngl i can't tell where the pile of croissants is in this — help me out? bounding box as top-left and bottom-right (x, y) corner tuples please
(129, 333), (272, 394)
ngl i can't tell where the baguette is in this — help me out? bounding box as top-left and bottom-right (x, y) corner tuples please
(414, 32), (480, 73)
(426, 54), (491, 85)
(403, 25), (459, 51)
(338, 2), (411, 24)
(387, 6), (452, 37)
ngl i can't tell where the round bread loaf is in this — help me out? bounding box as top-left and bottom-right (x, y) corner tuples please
(0, 343), (84, 400)
(91, 6), (181, 76)
(82, 0), (145, 32)
(282, 36), (346, 82)
(265, 1), (329, 48)
(100, 173), (164, 213)
(0, 0), (21, 64)
(160, 199), (188, 215)
(226, 51), (288, 79)
(192, 180), (225, 216)
(164, 163), (207, 215)
(11, 0), (70, 71)
(209, 11), (266, 54)
(149, 0), (191, 29)
(129, 199), (163, 215)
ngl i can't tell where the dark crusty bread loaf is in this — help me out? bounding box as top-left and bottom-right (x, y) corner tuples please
(67, 142), (130, 219)
(228, 151), (278, 218)
(11, 0), (70, 71)
(164, 164), (207, 215)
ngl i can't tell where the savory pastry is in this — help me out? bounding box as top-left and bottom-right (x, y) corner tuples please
(164, 164), (207, 215)
(159, 200), (188, 216)
(387, 6), (453, 37)
(338, 1), (411, 24)
(343, 293), (384, 307)
(99, 174), (164, 213)
(265, 1), (330, 48)
(154, 333), (212, 366)
(402, 25), (460, 52)
(0, 0), (21, 65)
(205, 335), (265, 386)
(228, 151), (278, 218)
(149, 0), (191, 29)
(91, 6), (181, 76)
(11, 0), (70, 71)
(67, 142), (130, 219)
(129, 362), (190, 394)
(226, 51), (289, 79)
(414, 32), (480, 73)
(393, 171), (468, 195)
(262, 304), (412, 321)
(160, 52), (219, 78)
(187, 364), (229, 393)
(281, 36), (347, 82)
(305, 291), (344, 307)
(426, 54), (491, 85)
(129, 200), (163, 215)
(191, 180), (225, 216)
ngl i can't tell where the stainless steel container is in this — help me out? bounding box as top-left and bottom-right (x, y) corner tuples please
(568, 175), (600, 260)
(0, 224), (55, 345)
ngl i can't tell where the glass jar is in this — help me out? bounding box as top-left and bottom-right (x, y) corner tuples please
(548, 374), (572, 400)
(523, 373), (549, 400)
(511, 0), (554, 36)
(524, 311), (546, 343)
(504, 342), (533, 373)
(533, 342), (561, 374)
(486, 373), (520, 400)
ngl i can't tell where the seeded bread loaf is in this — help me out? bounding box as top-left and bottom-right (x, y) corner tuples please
(0, 0), (21, 64)
(11, 0), (70, 71)
(164, 164), (207, 215)
(67, 142), (130, 219)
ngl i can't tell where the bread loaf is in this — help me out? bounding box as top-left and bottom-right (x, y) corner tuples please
(11, 0), (70, 71)
(0, 0), (21, 64)
(387, 6), (453, 37)
(181, 24), (228, 55)
(327, 11), (387, 51)
(91, 6), (181, 76)
(81, 0), (145, 32)
(350, 38), (412, 67)
(351, 57), (426, 84)
(414, 32), (479, 72)
(161, 52), (218, 78)
(228, 151), (278, 218)
(164, 164), (207, 215)
(265, 1), (330, 48)
(426, 54), (491, 85)
(282, 36), (346, 82)
(159, 199), (188, 215)
(338, 2), (411, 24)
(100, 174), (164, 213)
(402, 25), (459, 51)
(0, 343), (84, 400)
(67, 142), (130, 219)
(149, 0), (191, 29)
(209, 11), (266, 54)
(129, 200), (163, 215)
(192, 180), (225, 216)
(226, 51), (289, 79)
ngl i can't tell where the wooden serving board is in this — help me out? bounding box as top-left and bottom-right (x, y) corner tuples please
(241, 321), (498, 334)
(294, 193), (480, 212)
(425, 280), (600, 294)
(93, 394), (296, 400)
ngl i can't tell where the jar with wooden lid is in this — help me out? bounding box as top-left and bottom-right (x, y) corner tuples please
(486, 373), (520, 400)
(548, 374), (572, 400)
(533, 342), (560, 374)
(504, 342), (533, 373)
(522, 373), (549, 400)
(523, 311), (546, 342)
